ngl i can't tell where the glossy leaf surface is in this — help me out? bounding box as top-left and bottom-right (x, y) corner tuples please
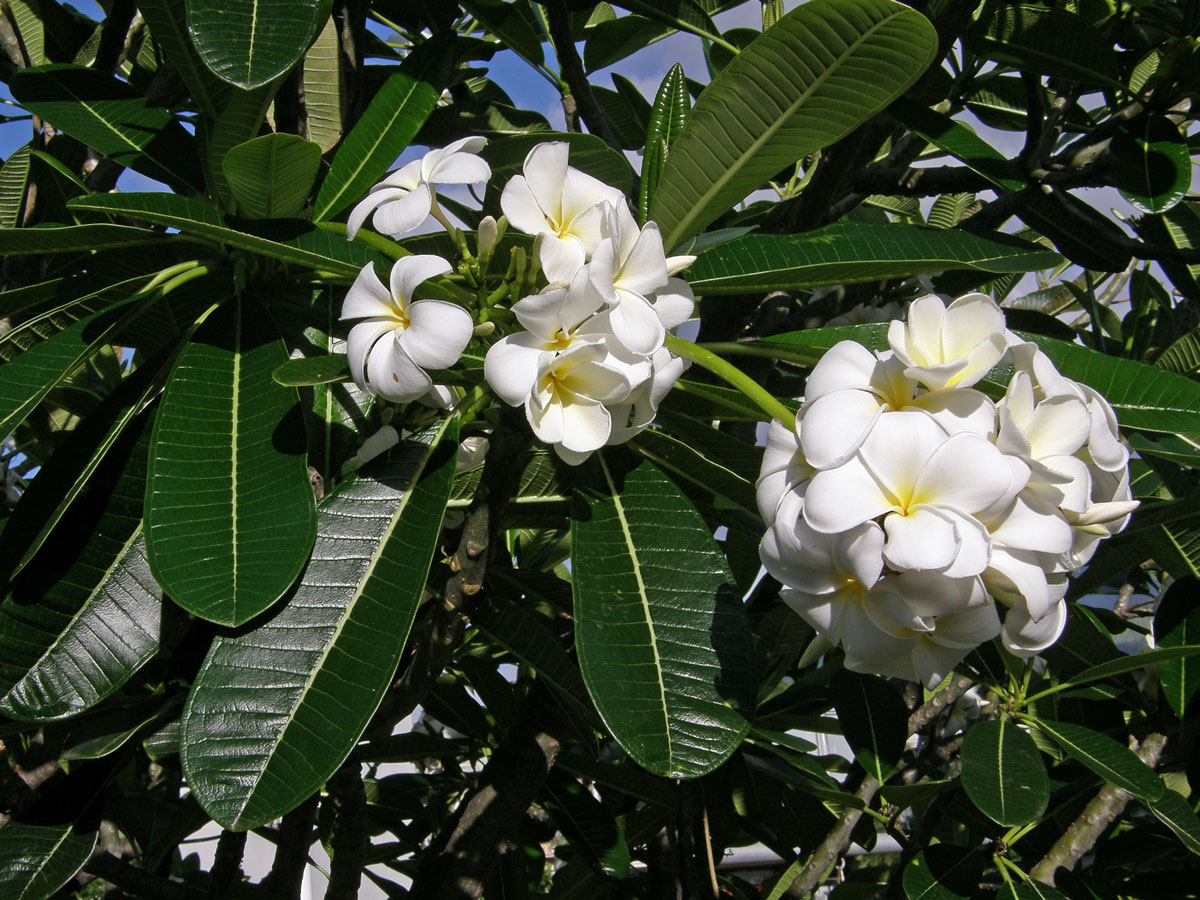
(222, 134), (323, 219)
(1030, 719), (1164, 802)
(960, 719), (1048, 826)
(0, 823), (97, 900)
(181, 420), (457, 829)
(185, 0), (326, 89)
(831, 671), (907, 783)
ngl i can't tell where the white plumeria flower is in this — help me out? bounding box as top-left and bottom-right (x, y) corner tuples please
(756, 418), (812, 527)
(605, 346), (689, 446)
(1000, 596), (1067, 658)
(799, 340), (995, 469)
(347, 136), (491, 239)
(500, 141), (627, 282)
(888, 292), (1008, 391)
(983, 492), (1073, 621)
(341, 255), (473, 403)
(804, 410), (1020, 577)
(587, 203), (696, 355)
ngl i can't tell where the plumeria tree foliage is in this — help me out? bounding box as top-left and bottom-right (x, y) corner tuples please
(2, 0), (1200, 898)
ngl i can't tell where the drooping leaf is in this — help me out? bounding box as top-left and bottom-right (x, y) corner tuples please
(0, 822), (97, 900)
(6, 0), (45, 67)
(888, 98), (1024, 192)
(145, 295), (317, 626)
(9, 63), (203, 193)
(181, 420), (458, 830)
(650, 0), (937, 249)
(139, 0), (228, 119)
(1148, 787), (1200, 856)
(184, 0), (327, 89)
(966, 4), (1123, 89)
(68, 193), (382, 277)
(571, 453), (756, 778)
(831, 670), (908, 783)
(1109, 115), (1191, 215)
(0, 144), (32, 228)
(686, 224), (1063, 294)
(1155, 576), (1200, 716)
(1028, 718), (1164, 802)
(0, 411), (161, 722)
(313, 34), (457, 223)
(960, 719), (1049, 826)
(222, 134), (323, 219)
(301, 14), (344, 151)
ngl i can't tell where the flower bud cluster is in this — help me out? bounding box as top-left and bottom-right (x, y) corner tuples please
(484, 142), (695, 464)
(339, 139), (695, 464)
(758, 292), (1137, 688)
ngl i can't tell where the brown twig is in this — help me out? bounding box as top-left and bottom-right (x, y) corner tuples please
(1030, 732), (1168, 886)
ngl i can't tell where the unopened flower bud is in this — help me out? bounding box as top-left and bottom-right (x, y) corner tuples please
(477, 216), (498, 257)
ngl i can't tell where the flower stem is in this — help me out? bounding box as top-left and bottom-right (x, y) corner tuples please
(316, 221), (410, 261)
(663, 335), (796, 430)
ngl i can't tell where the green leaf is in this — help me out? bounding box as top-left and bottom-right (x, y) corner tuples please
(1148, 787), (1200, 856)
(145, 296), (317, 626)
(1057, 645), (1200, 690)
(1110, 115), (1191, 216)
(649, 0), (937, 249)
(631, 425), (758, 518)
(960, 719), (1049, 826)
(610, 0), (721, 39)
(888, 98), (1024, 192)
(68, 193), (381, 276)
(462, 0), (545, 66)
(0, 295), (145, 442)
(1154, 328), (1200, 375)
(902, 846), (983, 900)
(687, 223), (1062, 294)
(966, 4), (1123, 89)
(0, 223), (198, 256)
(313, 34), (456, 223)
(140, 0), (229, 120)
(181, 420), (458, 830)
(0, 822), (97, 900)
(0, 412), (161, 722)
(301, 14), (344, 151)
(571, 453), (755, 778)
(1028, 718), (1164, 802)
(222, 133), (323, 219)
(1017, 190), (1133, 273)
(184, 0), (327, 89)
(584, 15), (673, 73)
(272, 353), (350, 387)
(1155, 576), (1200, 716)
(6, 0), (44, 67)
(831, 670), (907, 783)
(9, 63), (203, 193)
(201, 81), (278, 210)
(0, 144), (31, 228)
(638, 63), (688, 224)
(543, 770), (632, 878)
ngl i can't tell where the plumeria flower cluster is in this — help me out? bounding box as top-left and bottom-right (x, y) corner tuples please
(758, 292), (1138, 688)
(339, 139), (696, 465)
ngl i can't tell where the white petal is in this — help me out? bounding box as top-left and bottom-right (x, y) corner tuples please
(539, 234), (586, 283)
(609, 290), (665, 356)
(346, 319), (395, 386)
(805, 340), (878, 401)
(859, 409), (949, 503)
(501, 175), (550, 236)
(883, 506), (960, 572)
(391, 253), (453, 304)
(347, 188), (405, 240)
(1002, 601), (1066, 657)
(484, 334), (545, 406)
(912, 389), (996, 439)
(616, 223), (669, 296)
(804, 457), (894, 534)
(523, 142), (570, 220)
(366, 336), (432, 401)
(912, 432), (1015, 515)
(341, 264), (396, 321)
(427, 151), (491, 185)
(402, 299), (473, 369)
(560, 401), (613, 453)
(799, 389), (883, 470)
(560, 164), (622, 230)
(651, 278), (695, 331)
(1027, 395), (1092, 458)
(373, 182), (433, 236)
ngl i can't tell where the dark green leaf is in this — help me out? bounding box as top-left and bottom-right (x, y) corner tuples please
(888, 98), (1024, 192)
(9, 63), (203, 193)
(831, 670), (907, 783)
(0, 412), (161, 722)
(902, 846), (983, 900)
(313, 34), (456, 223)
(998, 882), (1071, 900)
(571, 454), (755, 778)
(68, 193), (383, 276)
(960, 719), (1049, 826)
(222, 133), (323, 219)
(0, 822), (97, 900)
(1110, 115), (1191, 215)
(462, 0), (545, 65)
(966, 4), (1123, 89)
(272, 353), (350, 387)
(650, 0), (937, 249)
(1017, 190), (1133, 273)
(145, 296), (317, 626)
(180, 420), (458, 829)
(1155, 576), (1200, 716)
(1029, 718), (1164, 802)
(1058, 645), (1200, 689)
(543, 770), (631, 878)
(610, 0), (721, 38)
(1155, 328), (1200, 375)
(1148, 787), (1200, 856)
(0, 223), (199, 256)
(184, 0), (326, 89)
(583, 15), (672, 73)
(631, 426), (758, 518)
(638, 63), (688, 224)
(687, 224), (1063, 294)
(140, 0), (229, 120)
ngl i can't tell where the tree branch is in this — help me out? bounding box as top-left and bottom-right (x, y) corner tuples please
(543, 0), (622, 154)
(1030, 732), (1168, 886)
(209, 830), (247, 897)
(324, 762), (368, 900)
(86, 853), (213, 900)
(265, 795), (319, 900)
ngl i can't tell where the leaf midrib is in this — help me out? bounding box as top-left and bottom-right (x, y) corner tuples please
(661, 5), (909, 248)
(599, 454), (672, 768)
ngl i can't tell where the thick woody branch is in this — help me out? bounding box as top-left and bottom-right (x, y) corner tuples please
(265, 795), (319, 900)
(86, 853), (213, 900)
(1030, 732), (1168, 886)
(324, 762), (368, 900)
(544, 0), (622, 154)
(209, 830), (247, 897)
